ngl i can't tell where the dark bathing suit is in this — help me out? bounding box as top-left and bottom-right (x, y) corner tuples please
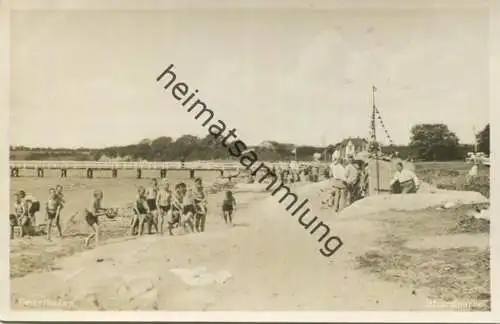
(85, 211), (99, 226)
(222, 200), (233, 212)
(159, 205), (171, 213)
(136, 199), (149, 215)
(47, 211), (57, 220)
(85, 200), (101, 226)
(183, 204), (196, 215)
(146, 199), (157, 211)
(29, 201), (40, 214)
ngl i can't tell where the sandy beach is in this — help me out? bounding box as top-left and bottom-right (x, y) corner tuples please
(10, 164), (490, 311)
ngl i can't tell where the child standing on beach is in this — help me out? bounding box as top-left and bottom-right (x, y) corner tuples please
(192, 177), (208, 232)
(46, 188), (63, 241)
(222, 190), (236, 225)
(146, 179), (159, 234)
(156, 180), (172, 235)
(131, 186), (153, 236)
(168, 183), (185, 235)
(182, 185), (196, 233)
(83, 189), (109, 248)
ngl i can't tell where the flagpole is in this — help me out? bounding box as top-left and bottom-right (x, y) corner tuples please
(473, 125), (477, 153)
(372, 85), (380, 194)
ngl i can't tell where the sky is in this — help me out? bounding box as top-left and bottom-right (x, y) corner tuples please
(9, 7), (489, 148)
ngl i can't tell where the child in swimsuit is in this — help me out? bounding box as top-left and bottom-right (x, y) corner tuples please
(146, 179), (159, 234)
(192, 178), (208, 232)
(11, 192), (25, 238)
(146, 179), (159, 212)
(83, 189), (109, 248)
(131, 186), (154, 236)
(168, 183), (184, 235)
(181, 185), (195, 233)
(156, 180), (172, 235)
(55, 185), (65, 223)
(46, 188), (63, 241)
(222, 190), (236, 225)
(18, 190), (38, 231)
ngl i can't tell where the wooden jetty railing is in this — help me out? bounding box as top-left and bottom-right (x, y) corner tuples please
(9, 160), (329, 179)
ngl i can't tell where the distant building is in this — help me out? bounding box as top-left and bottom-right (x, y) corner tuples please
(259, 141), (275, 149)
(334, 138), (368, 159)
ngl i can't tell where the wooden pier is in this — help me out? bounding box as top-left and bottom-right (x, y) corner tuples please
(9, 160), (328, 179)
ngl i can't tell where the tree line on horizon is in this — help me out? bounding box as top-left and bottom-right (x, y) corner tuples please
(10, 123), (489, 162)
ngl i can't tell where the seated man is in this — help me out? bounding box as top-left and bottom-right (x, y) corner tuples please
(390, 162), (419, 194)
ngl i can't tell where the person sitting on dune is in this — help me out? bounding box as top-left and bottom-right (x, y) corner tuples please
(390, 162), (420, 194)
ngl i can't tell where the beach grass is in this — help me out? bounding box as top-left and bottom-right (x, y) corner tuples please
(414, 161), (490, 198)
(355, 205), (490, 311)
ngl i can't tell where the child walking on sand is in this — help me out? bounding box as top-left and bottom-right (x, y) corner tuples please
(83, 189), (109, 248)
(156, 180), (172, 235)
(222, 190), (236, 225)
(46, 188), (63, 241)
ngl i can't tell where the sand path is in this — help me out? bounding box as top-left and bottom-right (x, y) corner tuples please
(11, 170), (434, 311)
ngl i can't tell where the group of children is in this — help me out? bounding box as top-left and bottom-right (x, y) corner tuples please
(129, 177), (237, 237)
(11, 177), (238, 249)
(10, 184), (65, 240)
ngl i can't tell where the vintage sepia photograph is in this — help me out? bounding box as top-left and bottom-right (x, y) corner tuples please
(3, 0), (497, 321)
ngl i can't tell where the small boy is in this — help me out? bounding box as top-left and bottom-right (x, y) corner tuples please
(18, 190), (39, 230)
(146, 179), (159, 212)
(156, 180), (172, 235)
(46, 188), (63, 241)
(192, 177), (208, 232)
(168, 183), (184, 235)
(131, 186), (154, 236)
(146, 179), (159, 234)
(222, 190), (236, 225)
(11, 192), (25, 238)
(84, 189), (108, 248)
(181, 185), (195, 233)
(55, 184), (65, 219)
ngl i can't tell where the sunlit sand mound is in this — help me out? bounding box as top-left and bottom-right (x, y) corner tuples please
(339, 190), (488, 218)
